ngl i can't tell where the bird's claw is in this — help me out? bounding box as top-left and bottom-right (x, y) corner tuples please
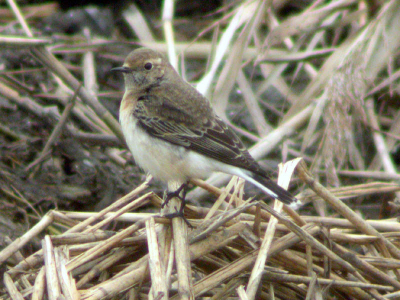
(162, 182), (192, 228)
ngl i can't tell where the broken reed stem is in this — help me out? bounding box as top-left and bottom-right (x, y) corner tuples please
(25, 85), (80, 172)
(297, 160), (400, 259)
(264, 271), (393, 290)
(146, 218), (168, 300)
(5, 179), (151, 277)
(0, 212), (54, 266)
(165, 181), (194, 300)
(246, 158), (300, 299)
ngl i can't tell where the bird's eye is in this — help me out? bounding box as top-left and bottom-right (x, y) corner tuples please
(144, 62), (153, 70)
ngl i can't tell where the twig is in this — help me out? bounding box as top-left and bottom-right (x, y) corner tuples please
(43, 236), (61, 300)
(263, 271), (394, 290)
(6, 0), (33, 37)
(3, 273), (24, 300)
(123, 3), (156, 43)
(0, 35), (51, 46)
(165, 181), (194, 300)
(0, 212), (54, 266)
(236, 70), (272, 135)
(246, 158), (300, 300)
(31, 267), (45, 300)
(25, 85), (80, 172)
(146, 217), (168, 300)
(182, 223), (320, 299)
(162, 0), (177, 69)
(366, 98), (396, 174)
(297, 160), (400, 259)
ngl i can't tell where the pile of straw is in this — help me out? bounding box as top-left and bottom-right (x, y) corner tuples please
(1, 0), (400, 299)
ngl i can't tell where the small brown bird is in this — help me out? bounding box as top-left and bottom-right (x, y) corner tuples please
(112, 48), (300, 209)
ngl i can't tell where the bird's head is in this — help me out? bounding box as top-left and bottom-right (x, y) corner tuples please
(112, 48), (171, 90)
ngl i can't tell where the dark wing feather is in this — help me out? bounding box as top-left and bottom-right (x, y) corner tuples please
(133, 94), (265, 175)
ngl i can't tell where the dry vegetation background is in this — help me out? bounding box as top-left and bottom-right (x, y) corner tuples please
(1, 0), (400, 299)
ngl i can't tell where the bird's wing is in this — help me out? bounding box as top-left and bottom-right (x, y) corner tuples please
(133, 94), (263, 174)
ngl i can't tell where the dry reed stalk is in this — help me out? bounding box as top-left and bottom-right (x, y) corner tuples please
(0, 212), (54, 265)
(3, 273), (24, 300)
(2, 0), (400, 299)
(246, 158), (300, 299)
(2, 177), (399, 299)
(6, 0), (123, 141)
(146, 217), (168, 300)
(297, 160), (400, 259)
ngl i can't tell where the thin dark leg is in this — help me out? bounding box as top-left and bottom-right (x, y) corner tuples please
(162, 182), (189, 208)
(162, 182), (192, 228)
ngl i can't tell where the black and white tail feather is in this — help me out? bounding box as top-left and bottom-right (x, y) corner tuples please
(225, 164), (301, 209)
(249, 173), (301, 209)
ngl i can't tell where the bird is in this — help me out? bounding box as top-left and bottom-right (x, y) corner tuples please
(112, 47), (300, 211)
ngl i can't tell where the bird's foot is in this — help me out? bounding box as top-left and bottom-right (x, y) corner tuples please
(164, 208), (193, 228)
(162, 182), (189, 208)
(162, 182), (192, 228)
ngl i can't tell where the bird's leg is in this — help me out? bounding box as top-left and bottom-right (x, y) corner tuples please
(162, 182), (189, 208)
(162, 182), (192, 228)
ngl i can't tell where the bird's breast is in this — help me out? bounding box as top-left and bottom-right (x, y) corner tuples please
(119, 106), (219, 183)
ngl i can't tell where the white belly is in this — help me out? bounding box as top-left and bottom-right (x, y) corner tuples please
(120, 111), (220, 184)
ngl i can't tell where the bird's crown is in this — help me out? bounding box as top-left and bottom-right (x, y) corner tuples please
(113, 48), (172, 90)
(124, 48), (166, 71)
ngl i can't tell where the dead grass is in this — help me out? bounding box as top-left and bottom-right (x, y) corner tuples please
(1, 0), (400, 299)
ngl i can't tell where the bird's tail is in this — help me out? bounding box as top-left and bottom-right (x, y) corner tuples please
(244, 172), (301, 209)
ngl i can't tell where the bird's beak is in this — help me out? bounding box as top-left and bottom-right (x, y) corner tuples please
(111, 66), (131, 73)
